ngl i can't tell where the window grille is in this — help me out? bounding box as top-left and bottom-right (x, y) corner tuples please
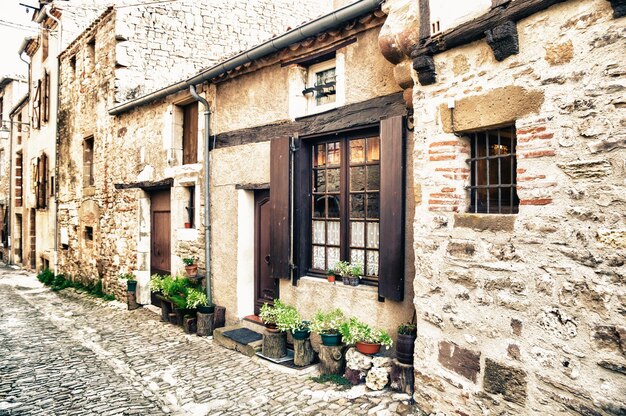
(468, 126), (519, 214)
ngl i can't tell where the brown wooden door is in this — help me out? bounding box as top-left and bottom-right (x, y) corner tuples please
(151, 190), (171, 275)
(255, 190), (276, 315)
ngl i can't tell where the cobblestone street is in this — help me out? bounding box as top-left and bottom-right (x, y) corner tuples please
(0, 267), (416, 416)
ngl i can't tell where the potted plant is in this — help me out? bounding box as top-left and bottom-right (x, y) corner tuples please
(259, 299), (287, 332)
(335, 261), (351, 285)
(348, 263), (363, 286)
(311, 308), (346, 346)
(184, 222), (191, 229)
(183, 257), (198, 277)
(187, 287), (214, 313)
(396, 322), (417, 365)
(275, 304), (310, 339)
(339, 317), (393, 355)
(121, 273), (137, 292)
(326, 268), (336, 283)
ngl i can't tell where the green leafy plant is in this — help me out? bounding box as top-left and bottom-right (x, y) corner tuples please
(326, 268), (335, 275)
(186, 288), (208, 309)
(398, 322), (417, 336)
(339, 317), (393, 348)
(182, 257), (197, 266)
(334, 261), (362, 279)
(37, 270), (115, 301)
(119, 273), (136, 282)
(274, 303), (309, 333)
(161, 275), (189, 298)
(150, 274), (165, 293)
(310, 308), (346, 335)
(259, 299), (288, 325)
(310, 374), (351, 387)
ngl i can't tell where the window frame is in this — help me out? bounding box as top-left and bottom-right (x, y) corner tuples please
(83, 136), (95, 188)
(299, 126), (381, 285)
(467, 125), (519, 214)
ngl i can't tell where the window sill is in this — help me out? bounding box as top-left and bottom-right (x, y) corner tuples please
(298, 275), (378, 293)
(177, 227), (198, 241)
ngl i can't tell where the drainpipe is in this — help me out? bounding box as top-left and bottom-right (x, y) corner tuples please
(189, 85), (213, 306)
(44, 6), (62, 277)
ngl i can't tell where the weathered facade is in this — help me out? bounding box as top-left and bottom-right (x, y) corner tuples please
(0, 76), (28, 263)
(379, 0), (626, 414)
(56, 0), (333, 299)
(102, 2), (417, 334)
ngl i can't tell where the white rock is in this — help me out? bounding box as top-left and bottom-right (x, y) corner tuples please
(365, 366), (389, 391)
(346, 347), (373, 371)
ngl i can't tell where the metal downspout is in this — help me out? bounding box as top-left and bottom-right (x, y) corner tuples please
(44, 6), (61, 277)
(189, 85), (213, 306)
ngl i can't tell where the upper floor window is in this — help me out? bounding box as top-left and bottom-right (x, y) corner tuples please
(468, 126), (519, 214)
(83, 136), (94, 187)
(302, 58), (340, 115)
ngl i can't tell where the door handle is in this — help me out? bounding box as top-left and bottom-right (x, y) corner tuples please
(264, 255), (270, 265)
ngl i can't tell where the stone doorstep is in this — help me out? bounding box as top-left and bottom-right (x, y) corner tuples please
(213, 325), (263, 357)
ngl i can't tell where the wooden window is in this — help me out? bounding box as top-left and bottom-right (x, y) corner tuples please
(309, 135), (381, 283)
(182, 102), (198, 165)
(15, 152), (22, 207)
(17, 113), (22, 145)
(185, 186), (195, 228)
(83, 136), (94, 187)
(468, 126), (519, 214)
(269, 117), (405, 300)
(303, 59), (337, 114)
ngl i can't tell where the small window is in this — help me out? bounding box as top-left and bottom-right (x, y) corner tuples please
(468, 126), (519, 214)
(185, 186), (195, 228)
(42, 28), (49, 61)
(87, 38), (96, 70)
(70, 56), (77, 76)
(83, 136), (94, 187)
(303, 59), (337, 114)
(84, 226), (94, 241)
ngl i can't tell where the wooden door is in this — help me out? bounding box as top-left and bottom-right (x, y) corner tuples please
(29, 209), (36, 270)
(150, 190), (171, 275)
(254, 190), (276, 315)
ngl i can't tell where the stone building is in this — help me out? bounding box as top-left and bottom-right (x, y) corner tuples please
(104, 0), (416, 330)
(55, 0), (333, 299)
(378, 0), (625, 414)
(0, 75), (28, 263)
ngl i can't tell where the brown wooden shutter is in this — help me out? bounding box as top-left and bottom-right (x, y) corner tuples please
(182, 103), (198, 164)
(270, 136), (292, 280)
(41, 153), (48, 208)
(34, 158), (40, 208)
(33, 81), (41, 129)
(378, 116), (405, 301)
(43, 71), (50, 122)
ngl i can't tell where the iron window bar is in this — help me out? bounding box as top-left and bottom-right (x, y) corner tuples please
(467, 126), (519, 214)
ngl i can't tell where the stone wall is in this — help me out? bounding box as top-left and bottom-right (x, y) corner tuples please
(114, 0), (332, 102)
(382, 0), (625, 414)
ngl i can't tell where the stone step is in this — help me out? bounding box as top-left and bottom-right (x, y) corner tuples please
(213, 325), (263, 357)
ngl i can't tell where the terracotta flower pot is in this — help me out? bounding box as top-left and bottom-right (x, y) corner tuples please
(355, 341), (381, 355)
(185, 264), (198, 277)
(184, 222), (191, 229)
(327, 274), (335, 283)
(264, 322), (279, 333)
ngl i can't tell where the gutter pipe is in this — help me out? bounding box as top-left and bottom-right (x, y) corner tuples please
(44, 6), (62, 278)
(188, 85), (213, 307)
(109, 0), (382, 116)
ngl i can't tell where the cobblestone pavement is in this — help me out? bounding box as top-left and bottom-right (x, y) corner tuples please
(0, 267), (418, 416)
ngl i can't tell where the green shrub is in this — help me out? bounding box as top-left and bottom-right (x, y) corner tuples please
(310, 308), (346, 335)
(186, 288), (208, 309)
(339, 317), (393, 348)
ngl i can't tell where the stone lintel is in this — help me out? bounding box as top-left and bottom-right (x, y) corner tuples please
(454, 213), (516, 232)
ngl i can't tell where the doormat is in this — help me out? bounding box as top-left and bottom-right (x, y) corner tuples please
(222, 328), (263, 344)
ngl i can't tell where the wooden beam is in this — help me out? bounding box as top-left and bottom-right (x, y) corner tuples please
(411, 0), (568, 58)
(114, 177), (173, 190)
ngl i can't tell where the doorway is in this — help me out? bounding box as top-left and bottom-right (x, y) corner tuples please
(254, 190), (277, 315)
(14, 214), (22, 264)
(150, 189), (171, 275)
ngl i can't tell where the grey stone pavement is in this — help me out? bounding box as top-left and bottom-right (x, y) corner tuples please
(0, 266), (418, 416)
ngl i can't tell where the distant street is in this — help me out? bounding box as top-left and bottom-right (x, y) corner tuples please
(0, 267), (415, 416)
